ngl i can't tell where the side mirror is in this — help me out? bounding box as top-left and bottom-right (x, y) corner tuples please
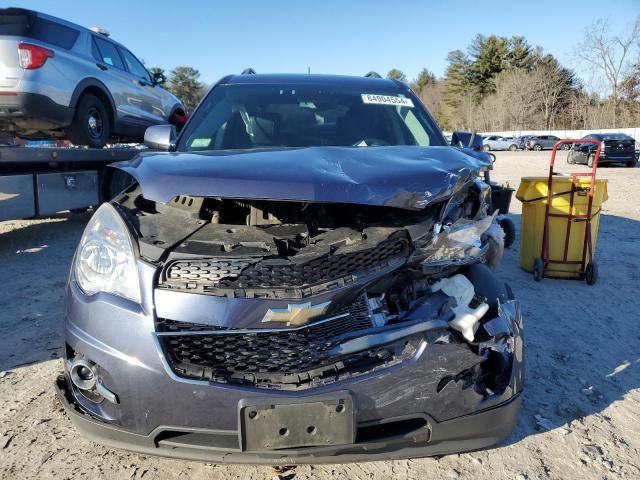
(152, 72), (167, 85)
(144, 124), (176, 151)
(451, 131), (484, 151)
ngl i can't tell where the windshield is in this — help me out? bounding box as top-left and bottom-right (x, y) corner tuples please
(178, 83), (445, 152)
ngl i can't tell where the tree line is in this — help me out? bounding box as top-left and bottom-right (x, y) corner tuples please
(391, 17), (640, 132)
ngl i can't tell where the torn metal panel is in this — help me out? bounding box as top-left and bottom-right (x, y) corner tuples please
(112, 146), (490, 210)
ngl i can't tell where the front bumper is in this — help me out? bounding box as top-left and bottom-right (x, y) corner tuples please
(56, 375), (522, 464)
(57, 261), (524, 462)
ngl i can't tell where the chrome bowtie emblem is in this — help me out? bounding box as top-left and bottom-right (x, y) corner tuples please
(262, 301), (331, 326)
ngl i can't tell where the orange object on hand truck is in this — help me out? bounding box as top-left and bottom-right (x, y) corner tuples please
(532, 139), (602, 285)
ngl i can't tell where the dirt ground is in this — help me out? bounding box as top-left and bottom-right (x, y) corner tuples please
(1, 151), (639, 480)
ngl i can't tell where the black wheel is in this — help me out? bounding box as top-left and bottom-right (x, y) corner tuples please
(533, 144), (542, 151)
(585, 262), (598, 285)
(587, 154), (594, 168)
(627, 161), (637, 168)
(67, 94), (110, 148)
(533, 257), (544, 282)
(498, 217), (516, 248)
(509, 144), (517, 151)
(483, 144), (491, 152)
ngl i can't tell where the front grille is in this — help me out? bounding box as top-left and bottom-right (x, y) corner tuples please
(161, 235), (410, 297)
(156, 296), (421, 389)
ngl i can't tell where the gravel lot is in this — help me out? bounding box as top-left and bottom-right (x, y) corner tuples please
(1, 151), (639, 479)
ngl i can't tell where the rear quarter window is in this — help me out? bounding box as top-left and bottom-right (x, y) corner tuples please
(27, 17), (79, 49)
(0, 11), (78, 49)
(0, 10), (30, 35)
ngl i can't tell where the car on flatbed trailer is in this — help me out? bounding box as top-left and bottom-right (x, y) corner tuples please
(55, 72), (523, 463)
(0, 7), (185, 147)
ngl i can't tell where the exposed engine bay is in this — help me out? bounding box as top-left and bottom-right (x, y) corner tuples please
(110, 167), (521, 401)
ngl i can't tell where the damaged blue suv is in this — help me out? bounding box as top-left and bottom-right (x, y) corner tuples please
(55, 73), (523, 463)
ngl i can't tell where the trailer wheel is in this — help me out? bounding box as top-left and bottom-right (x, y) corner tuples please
(585, 262), (598, 285)
(67, 94), (111, 148)
(498, 217), (516, 248)
(533, 257), (544, 282)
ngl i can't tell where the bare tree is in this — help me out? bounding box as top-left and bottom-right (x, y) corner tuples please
(575, 17), (640, 127)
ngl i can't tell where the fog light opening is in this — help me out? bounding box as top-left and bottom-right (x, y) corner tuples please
(68, 356), (120, 405)
(70, 359), (97, 391)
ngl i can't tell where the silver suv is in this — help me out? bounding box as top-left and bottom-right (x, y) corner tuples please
(0, 8), (185, 147)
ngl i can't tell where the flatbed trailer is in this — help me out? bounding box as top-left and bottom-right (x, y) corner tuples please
(0, 145), (140, 222)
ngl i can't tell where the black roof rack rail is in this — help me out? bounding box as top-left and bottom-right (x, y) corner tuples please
(364, 71), (382, 79)
(241, 68), (256, 75)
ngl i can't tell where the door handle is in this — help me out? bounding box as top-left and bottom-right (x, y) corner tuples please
(137, 79), (152, 87)
(96, 63), (108, 71)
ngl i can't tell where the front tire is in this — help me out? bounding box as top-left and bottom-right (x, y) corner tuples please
(67, 94), (110, 148)
(483, 145), (491, 152)
(509, 144), (517, 151)
(533, 144), (542, 151)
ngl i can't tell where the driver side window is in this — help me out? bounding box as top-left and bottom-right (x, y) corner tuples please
(119, 48), (150, 81)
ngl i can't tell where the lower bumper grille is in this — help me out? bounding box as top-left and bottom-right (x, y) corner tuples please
(156, 297), (422, 389)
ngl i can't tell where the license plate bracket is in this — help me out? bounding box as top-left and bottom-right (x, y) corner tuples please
(239, 393), (355, 451)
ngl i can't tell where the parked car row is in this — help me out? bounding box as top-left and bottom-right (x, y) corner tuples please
(481, 134), (569, 151)
(482, 133), (637, 165)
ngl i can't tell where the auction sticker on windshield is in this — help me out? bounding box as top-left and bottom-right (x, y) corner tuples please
(361, 94), (414, 107)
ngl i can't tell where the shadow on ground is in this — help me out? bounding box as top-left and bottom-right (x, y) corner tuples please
(0, 212), (90, 370)
(497, 212), (640, 446)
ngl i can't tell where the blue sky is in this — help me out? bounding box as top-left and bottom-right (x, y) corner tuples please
(19, 0), (639, 84)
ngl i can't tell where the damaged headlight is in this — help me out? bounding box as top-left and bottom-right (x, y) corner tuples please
(73, 203), (141, 303)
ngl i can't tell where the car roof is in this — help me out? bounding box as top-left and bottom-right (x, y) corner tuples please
(223, 73), (406, 89)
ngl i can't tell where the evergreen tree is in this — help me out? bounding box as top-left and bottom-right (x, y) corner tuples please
(442, 49), (471, 110)
(386, 68), (407, 82)
(467, 34), (509, 97)
(412, 68), (436, 94)
(168, 66), (204, 112)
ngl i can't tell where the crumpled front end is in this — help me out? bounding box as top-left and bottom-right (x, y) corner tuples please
(57, 162), (523, 463)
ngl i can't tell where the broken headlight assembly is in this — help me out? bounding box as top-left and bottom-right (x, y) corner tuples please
(73, 203), (141, 303)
